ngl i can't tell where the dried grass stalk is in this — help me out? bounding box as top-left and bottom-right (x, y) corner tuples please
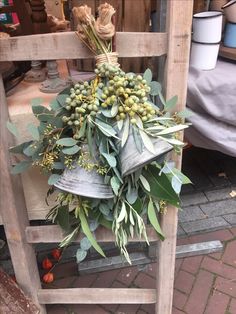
(95, 3), (116, 40)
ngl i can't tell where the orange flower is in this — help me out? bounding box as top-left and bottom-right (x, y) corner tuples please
(42, 272), (54, 284)
(42, 257), (53, 270)
(51, 248), (62, 261)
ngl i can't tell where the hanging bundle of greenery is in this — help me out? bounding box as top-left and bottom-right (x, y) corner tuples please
(8, 3), (191, 264)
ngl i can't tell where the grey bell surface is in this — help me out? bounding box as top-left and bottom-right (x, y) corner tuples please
(54, 164), (114, 199)
(120, 135), (173, 177)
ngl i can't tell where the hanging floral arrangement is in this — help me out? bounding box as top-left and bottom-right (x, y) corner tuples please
(8, 3), (191, 264)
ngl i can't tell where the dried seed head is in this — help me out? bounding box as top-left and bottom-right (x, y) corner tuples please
(95, 3), (116, 40)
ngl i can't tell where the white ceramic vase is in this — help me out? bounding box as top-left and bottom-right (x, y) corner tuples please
(190, 41), (220, 70)
(192, 11), (223, 43)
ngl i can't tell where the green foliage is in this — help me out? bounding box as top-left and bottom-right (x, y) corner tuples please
(8, 65), (190, 265)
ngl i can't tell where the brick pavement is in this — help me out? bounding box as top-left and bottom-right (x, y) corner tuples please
(46, 227), (236, 314)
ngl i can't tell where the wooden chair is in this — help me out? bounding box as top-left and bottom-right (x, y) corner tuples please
(0, 1), (193, 313)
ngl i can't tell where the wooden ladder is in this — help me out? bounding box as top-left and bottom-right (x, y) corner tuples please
(0, 1), (193, 313)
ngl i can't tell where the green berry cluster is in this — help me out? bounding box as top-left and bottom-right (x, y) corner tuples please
(62, 82), (100, 138)
(95, 63), (157, 124)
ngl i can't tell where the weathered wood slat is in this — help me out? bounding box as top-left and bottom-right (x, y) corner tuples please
(0, 74), (46, 313)
(25, 225), (159, 243)
(0, 31), (167, 61)
(38, 288), (156, 304)
(156, 1), (193, 314)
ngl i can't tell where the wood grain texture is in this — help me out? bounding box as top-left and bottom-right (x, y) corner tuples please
(25, 225), (159, 243)
(219, 45), (236, 61)
(0, 74), (46, 313)
(0, 31), (167, 61)
(38, 288), (156, 304)
(156, 1), (193, 314)
(0, 269), (39, 314)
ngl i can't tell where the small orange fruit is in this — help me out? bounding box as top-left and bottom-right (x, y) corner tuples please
(42, 272), (54, 283)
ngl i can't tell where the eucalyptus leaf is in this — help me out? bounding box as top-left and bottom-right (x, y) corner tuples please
(37, 113), (54, 122)
(23, 142), (42, 157)
(99, 203), (110, 216)
(143, 68), (152, 85)
(94, 119), (118, 138)
(53, 162), (65, 170)
(117, 202), (127, 223)
(30, 98), (43, 106)
(102, 153), (117, 167)
(32, 105), (50, 116)
(55, 206), (70, 231)
(148, 199), (165, 240)
(76, 249), (87, 262)
(80, 237), (92, 251)
(56, 138), (78, 146)
(27, 123), (40, 141)
(9, 141), (32, 154)
(150, 81), (162, 96)
(49, 99), (61, 111)
(101, 108), (113, 118)
(121, 118), (129, 147)
(139, 175), (150, 192)
(126, 188), (138, 204)
(62, 145), (80, 155)
(171, 175), (182, 194)
(110, 176), (121, 195)
(132, 126), (143, 153)
(139, 129), (155, 154)
(117, 119), (124, 131)
(78, 120), (87, 139)
(165, 95), (178, 110)
(156, 124), (188, 136)
(111, 103), (118, 117)
(11, 160), (31, 174)
(113, 167), (123, 184)
(57, 94), (69, 107)
(159, 136), (184, 146)
(48, 174), (61, 185)
(59, 227), (79, 247)
(177, 108), (193, 118)
(79, 208), (105, 257)
(129, 209), (135, 226)
(6, 121), (19, 137)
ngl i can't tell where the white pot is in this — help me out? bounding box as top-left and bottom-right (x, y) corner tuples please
(222, 0), (236, 23)
(190, 41), (220, 70)
(192, 11), (223, 43)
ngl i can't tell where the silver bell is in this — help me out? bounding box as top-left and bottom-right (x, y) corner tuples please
(54, 165), (114, 199)
(120, 135), (173, 177)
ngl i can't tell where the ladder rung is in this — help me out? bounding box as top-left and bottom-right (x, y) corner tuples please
(38, 288), (156, 304)
(25, 225), (159, 243)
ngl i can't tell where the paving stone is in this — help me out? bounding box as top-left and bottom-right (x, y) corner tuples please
(187, 229), (233, 243)
(204, 291), (230, 314)
(172, 308), (185, 314)
(92, 269), (120, 288)
(181, 255), (203, 274)
(205, 187), (233, 202)
(181, 217), (230, 234)
(174, 270), (195, 294)
(72, 273), (97, 288)
(222, 240), (236, 267)
(229, 227), (236, 236)
(140, 303), (155, 313)
(142, 262), (156, 279)
(181, 192), (208, 207)
(47, 304), (68, 314)
(200, 198), (236, 217)
(177, 225), (186, 237)
(68, 304), (110, 313)
(134, 272), (156, 289)
(116, 304), (140, 313)
(214, 276), (236, 298)
(178, 205), (206, 223)
(224, 214), (236, 226)
(229, 298), (236, 314)
(185, 269), (214, 314)
(173, 289), (188, 310)
(202, 256), (236, 280)
(117, 266), (138, 286)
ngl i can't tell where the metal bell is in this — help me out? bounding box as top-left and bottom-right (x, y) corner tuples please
(120, 135), (173, 177)
(54, 165), (114, 199)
